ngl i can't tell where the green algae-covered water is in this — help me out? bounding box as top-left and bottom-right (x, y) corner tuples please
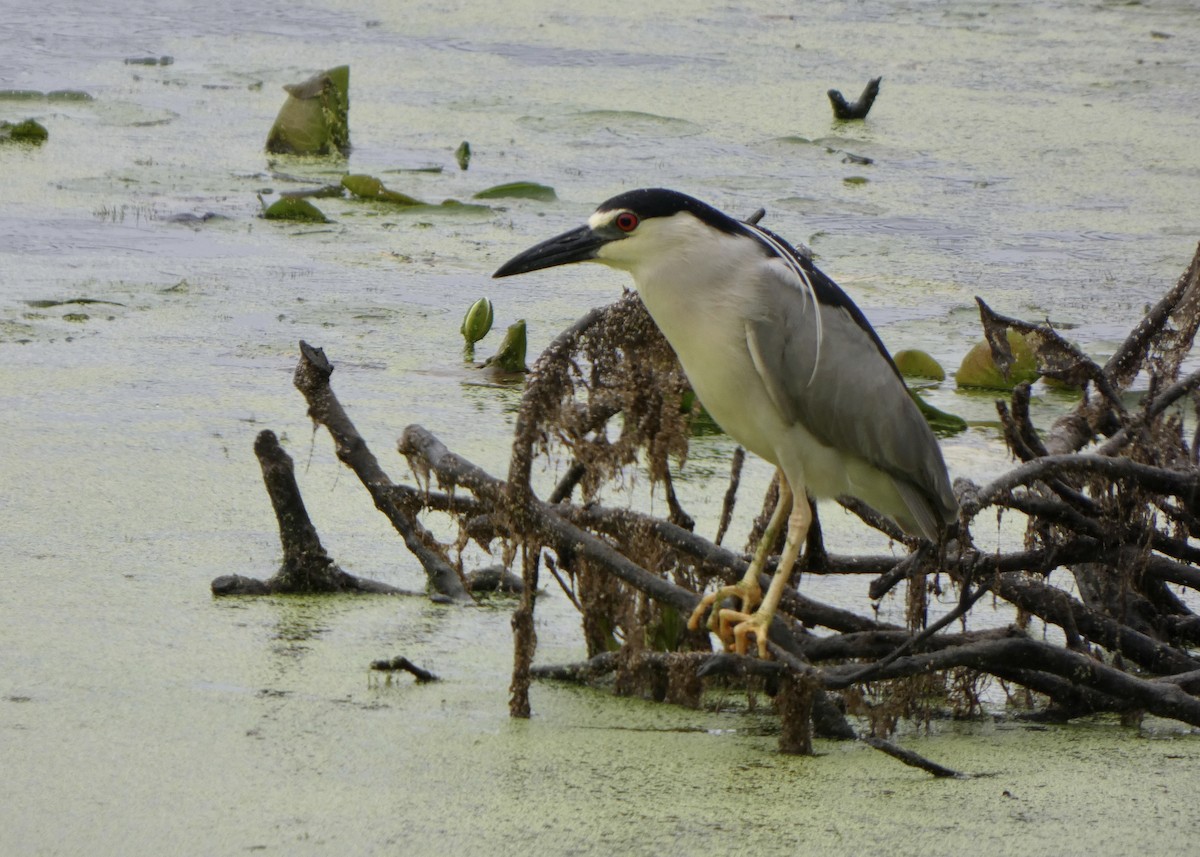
(3, 1), (1199, 854)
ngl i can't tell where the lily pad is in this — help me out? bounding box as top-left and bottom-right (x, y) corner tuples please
(341, 173), (423, 205)
(0, 89), (92, 102)
(473, 181), (556, 202)
(24, 297), (125, 309)
(47, 90), (94, 102)
(566, 110), (702, 138)
(955, 330), (1039, 390)
(340, 174), (383, 196)
(0, 119), (48, 144)
(909, 390), (967, 436)
(439, 198), (488, 210)
(261, 197), (329, 223)
(893, 349), (945, 381)
(280, 184), (345, 200)
(399, 199), (491, 216)
(767, 135), (815, 146)
(381, 164), (444, 174)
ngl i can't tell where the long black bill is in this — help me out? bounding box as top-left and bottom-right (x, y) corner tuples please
(493, 225), (607, 278)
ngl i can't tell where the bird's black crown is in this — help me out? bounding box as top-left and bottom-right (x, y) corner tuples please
(595, 188), (746, 237)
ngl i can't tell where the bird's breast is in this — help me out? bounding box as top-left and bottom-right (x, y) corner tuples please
(635, 273), (787, 466)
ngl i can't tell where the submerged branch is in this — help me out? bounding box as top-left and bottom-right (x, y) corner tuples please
(862, 737), (961, 778)
(370, 656), (440, 683)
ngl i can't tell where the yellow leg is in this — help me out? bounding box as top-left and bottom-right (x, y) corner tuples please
(687, 471), (794, 648)
(721, 484), (812, 658)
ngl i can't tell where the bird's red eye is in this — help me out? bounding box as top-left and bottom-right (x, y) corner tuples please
(615, 212), (639, 232)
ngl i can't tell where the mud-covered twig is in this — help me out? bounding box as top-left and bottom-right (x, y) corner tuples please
(971, 453), (1200, 510)
(1041, 241), (1200, 455)
(531, 651), (620, 682)
(402, 426), (698, 615)
(547, 460), (588, 504)
(509, 543), (540, 718)
(839, 495), (914, 544)
(798, 625), (1017, 662)
(1105, 241), (1200, 387)
(400, 424), (819, 658)
(828, 76), (882, 120)
(978, 297), (1122, 407)
(370, 656), (440, 683)
(824, 635), (1200, 726)
(1097, 367), (1200, 456)
(840, 578), (995, 685)
(992, 569), (1198, 674)
(211, 429), (409, 596)
(862, 737), (961, 778)
(714, 446), (745, 546)
(293, 341), (473, 604)
(867, 547), (930, 601)
(539, 650), (853, 740)
(997, 383), (1047, 463)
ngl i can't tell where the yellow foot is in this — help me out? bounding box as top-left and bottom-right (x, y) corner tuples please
(687, 578), (762, 649)
(720, 608), (774, 659)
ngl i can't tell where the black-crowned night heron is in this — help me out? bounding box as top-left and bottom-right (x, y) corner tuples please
(494, 188), (957, 658)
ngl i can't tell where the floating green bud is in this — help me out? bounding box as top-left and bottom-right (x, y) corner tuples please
(461, 298), (494, 347)
(455, 140), (471, 170)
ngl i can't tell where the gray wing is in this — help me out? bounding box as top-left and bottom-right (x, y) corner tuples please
(744, 261), (957, 536)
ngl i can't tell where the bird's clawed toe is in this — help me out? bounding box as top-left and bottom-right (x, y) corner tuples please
(724, 609), (773, 659)
(687, 578), (763, 648)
